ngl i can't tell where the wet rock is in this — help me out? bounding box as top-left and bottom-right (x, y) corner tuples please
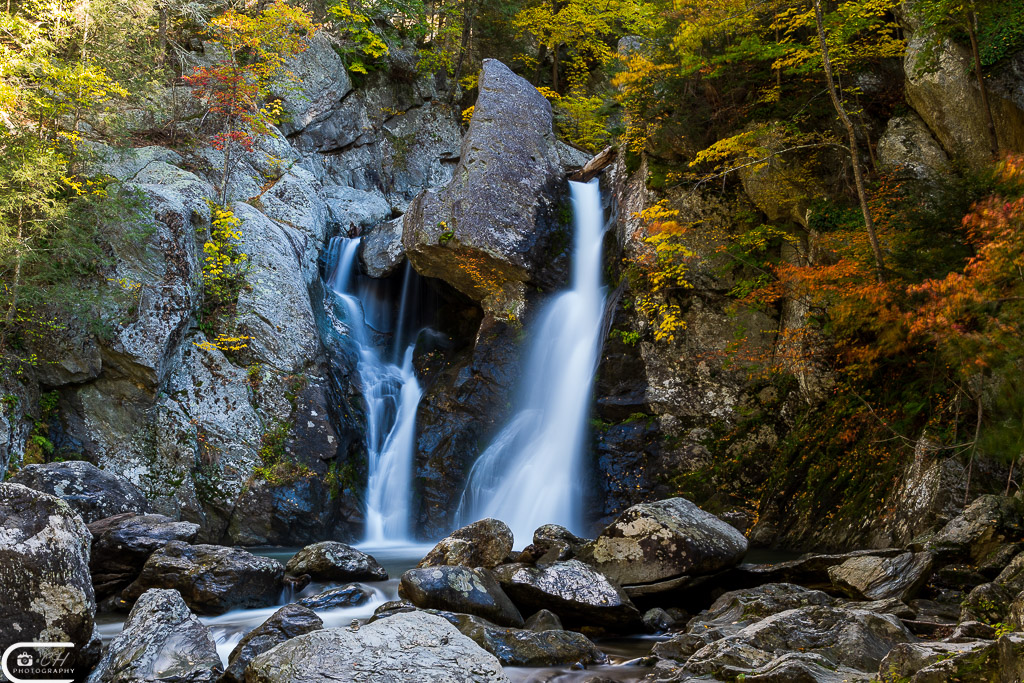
(297, 584), (372, 610)
(878, 640), (998, 683)
(88, 512), (200, 599)
(848, 598), (916, 620)
(492, 560), (642, 629)
(246, 611), (508, 683)
(948, 620), (997, 642)
(418, 518), (514, 569)
(521, 524), (590, 564)
(643, 607), (677, 633)
(361, 217), (406, 278)
(457, 621), (606, 667)
(88, 588), (221, 683)
(121, 541), (284, 615)
(828, 551), (934, 601)
(579, 497), (748, 587)
(684, 605), (914, 678)
(927, 495), (1024, 563)
(688, 583), (836, 641)
(652, 633), (713, 663)
(285, 541), (388, 582)
(400, 566), (524, 627)
(10, 461), (150, 523)
(998, 632), (1024, 682)
(742, 652), (873, 683)
(0, 483), (98, 676)
(221, 603), (322, 683)
(524, 609), (563, 631)
(1009, 590), (1024, 630)
(402, 59), (564, 314)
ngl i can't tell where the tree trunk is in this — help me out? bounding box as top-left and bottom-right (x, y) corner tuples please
(966, 8), (999, 159)
(451, 0), (474, 92)
(812, 0), (885, 282)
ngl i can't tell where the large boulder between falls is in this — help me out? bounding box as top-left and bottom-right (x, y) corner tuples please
(121, 541), (283, 614)
(87, 588), (221, 683)
(402, 59), (563, 312)
(579, 497), (748, 587)
(88, 513), (200, 599)
(222, 603), (323, 683)
(0, 483), (98, 676)
(285, 541), (387, 582)
(400, 566), (524, 627)
(246, 611), (509, 683)
(10, 461), (150, 523)
(493, 560), (641, 630)
(418, 518), (514, 569)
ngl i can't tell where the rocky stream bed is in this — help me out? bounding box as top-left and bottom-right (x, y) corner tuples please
(5, 465), (1024, 682)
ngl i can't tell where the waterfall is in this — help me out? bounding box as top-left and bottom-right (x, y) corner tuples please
(324, 238), (423, 543)
(456, 179), (607, 544)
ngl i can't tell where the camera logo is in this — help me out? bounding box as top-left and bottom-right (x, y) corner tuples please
(1, 642), (75, 683)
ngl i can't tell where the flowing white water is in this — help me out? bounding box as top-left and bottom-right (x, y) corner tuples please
(456, 180), (607, 544)
(324, 238), (422, 543)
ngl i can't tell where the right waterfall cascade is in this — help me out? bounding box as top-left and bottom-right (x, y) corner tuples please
(456, 179), (608, 544)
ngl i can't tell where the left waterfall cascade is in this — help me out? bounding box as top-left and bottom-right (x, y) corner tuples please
(323, 237), (423, 543)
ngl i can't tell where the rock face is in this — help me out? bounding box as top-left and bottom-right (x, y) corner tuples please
(87, 588), (221, 683)
(903, 23), (1024, 169)
(88, 512), (200, 599)
(418, 518), (514, 569)
(0, 483), (98, 676)
(221, 603), (323, 683)
(121, 541), (283, 614)
(828, 551), (934, 601)
(285, 541), (388, 582)
(361, 217), (406, 278)
(580, 497), (749, 586)
(246, 611), (509, 683)
(402, 59), (565, 314)
(10, 461), (150, 523)
(877, 637), (1024, 683)
(877, 113), (951, 178)
(686, 583), (836, 641)
(492, 560), (642, 629)
(400, 566), (524, 627)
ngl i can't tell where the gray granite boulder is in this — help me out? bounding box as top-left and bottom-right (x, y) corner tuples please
(245, 611), (508, 683)
(87, 588), (220, 683)
(285, 541), (387, 582)
(400, 566), (524, 627)
(0, 483), (98, 677)
(10, 461), (150, 523)
(418, 518), (514, 570)
(828, 551), (934, 602)
(221, 603), (322, 683)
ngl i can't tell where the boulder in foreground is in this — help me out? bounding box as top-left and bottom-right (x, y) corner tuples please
(418, 518), (514, 569)
(245, 611), (508, 683)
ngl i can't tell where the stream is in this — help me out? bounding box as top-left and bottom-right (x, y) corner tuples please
(95, 544), (664, 681)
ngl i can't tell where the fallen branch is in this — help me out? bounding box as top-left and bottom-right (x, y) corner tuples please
(568, 146), (616, 182)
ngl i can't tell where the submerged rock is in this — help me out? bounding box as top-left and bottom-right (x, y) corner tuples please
(492, 560), (642, 629)
(418, 518), (514, 569)
(10, 460), (150, 523)
(221, 603), (322, 683)
(285, 541), (388, 582)
(0, 483), (98, 676)
(121, 541), (284, 614)
(828, 551), (934, 601)
(88, 588), (221, 683)
(297, 584), (372, 610)
(88, 512), (200, 599)
(579, 497), (748, 587)
(400, 566), (524, 627)
(246, 611), (508, 683)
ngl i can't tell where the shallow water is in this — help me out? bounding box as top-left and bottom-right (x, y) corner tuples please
(96, 543), (668, 679)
